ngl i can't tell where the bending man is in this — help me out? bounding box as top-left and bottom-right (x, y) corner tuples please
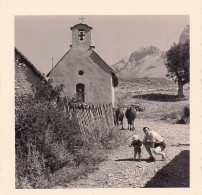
(143, 127), (166, 161)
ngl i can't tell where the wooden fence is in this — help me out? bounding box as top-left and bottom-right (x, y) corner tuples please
(65, 103), (114, 135)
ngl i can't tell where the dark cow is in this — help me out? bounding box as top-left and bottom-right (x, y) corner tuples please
(125, 106), (137, 130)
(113, 108), (124, 129)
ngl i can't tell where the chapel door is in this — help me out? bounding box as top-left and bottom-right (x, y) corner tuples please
(76, 83), (85, 102)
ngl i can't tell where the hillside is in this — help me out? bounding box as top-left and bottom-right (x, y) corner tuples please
(112, 25), (189, 79)
(112, 46), (167, 79)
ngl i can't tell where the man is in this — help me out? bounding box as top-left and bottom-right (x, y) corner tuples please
(143, 127), (166, 161)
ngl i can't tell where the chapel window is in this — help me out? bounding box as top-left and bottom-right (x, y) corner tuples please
(76, 83), (85, 102)
(78, 30), (85, 41)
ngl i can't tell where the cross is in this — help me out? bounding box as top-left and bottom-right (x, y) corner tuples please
(79, 15), (85, 23)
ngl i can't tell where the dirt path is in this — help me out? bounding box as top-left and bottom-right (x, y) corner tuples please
(56, 119), (189, 188)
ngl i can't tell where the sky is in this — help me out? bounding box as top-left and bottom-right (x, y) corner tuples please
(15, 15), (189, 75)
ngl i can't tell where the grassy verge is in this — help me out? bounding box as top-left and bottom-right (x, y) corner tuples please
(15, 95), (127, 189)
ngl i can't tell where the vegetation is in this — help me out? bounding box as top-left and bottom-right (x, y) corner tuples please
(15, 80), (125, 188)
(165, 41), (190, 98)
(161, 105), (190, 124)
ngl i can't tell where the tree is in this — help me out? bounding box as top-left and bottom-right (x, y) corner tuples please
(165, 41), (189, 98)
(34, 79), (65, 102)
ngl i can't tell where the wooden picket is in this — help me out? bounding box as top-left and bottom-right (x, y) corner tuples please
(67, 103), (114, 135)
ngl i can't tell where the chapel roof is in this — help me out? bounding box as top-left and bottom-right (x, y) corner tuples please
(90, 50), (118, 87)
(70, 23), (93, 30)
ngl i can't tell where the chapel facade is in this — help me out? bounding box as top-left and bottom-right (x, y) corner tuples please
(47, 22), (118, 106)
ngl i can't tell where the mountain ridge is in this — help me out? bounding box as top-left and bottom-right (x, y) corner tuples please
(112, 25), (189, 79)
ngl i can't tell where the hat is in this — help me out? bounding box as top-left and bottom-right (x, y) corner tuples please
(133, 134), (139, 140)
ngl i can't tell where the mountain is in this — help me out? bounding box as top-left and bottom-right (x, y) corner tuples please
(112, 46), (167, 79)
(112, 25), (189, 79)
(179, 25), (189, 44)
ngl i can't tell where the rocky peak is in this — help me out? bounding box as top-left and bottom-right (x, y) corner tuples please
(129, 46), (161, 62)
(179, 25), (189, 44)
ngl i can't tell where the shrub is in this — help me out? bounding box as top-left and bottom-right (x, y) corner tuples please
(16, 95), (81, 187)
(177, 105), (190, 124)
(161, 105), (190, 124)
(15, 81), (125, 188)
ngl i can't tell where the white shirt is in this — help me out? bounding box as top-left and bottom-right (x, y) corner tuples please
(143, 130), (164, 143)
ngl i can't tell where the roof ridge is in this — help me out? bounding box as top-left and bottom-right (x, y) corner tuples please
(91, 50), (116, 73)
(46, 49), (71, 77)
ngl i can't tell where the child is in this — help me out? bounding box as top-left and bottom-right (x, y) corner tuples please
(129, 134), (142, 161)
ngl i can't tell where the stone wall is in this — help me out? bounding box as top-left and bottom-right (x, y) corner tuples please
(15, 53), (41, 96)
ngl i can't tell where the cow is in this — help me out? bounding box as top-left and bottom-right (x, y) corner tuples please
(125, 105), (137, 130)
(113, 107), (124, 130)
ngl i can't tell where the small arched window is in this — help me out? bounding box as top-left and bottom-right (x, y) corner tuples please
(76, 83), (85, 102)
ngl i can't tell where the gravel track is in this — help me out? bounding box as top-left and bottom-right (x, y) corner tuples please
(57, 119), (189, 188)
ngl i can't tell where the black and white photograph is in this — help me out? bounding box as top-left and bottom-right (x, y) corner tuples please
(0, 0), (201, 194)
(15, 15), (190, 188)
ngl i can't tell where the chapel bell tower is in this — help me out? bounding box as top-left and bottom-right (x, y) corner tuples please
(70, 16), (93, 51)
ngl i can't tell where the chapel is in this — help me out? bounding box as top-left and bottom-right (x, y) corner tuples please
(47, 19), (118, 106)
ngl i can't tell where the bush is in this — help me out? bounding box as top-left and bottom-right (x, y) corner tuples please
(161, 105), (190, 124)
(15, 81), (125, 188)
(16, 95), (82, 188)
(177, 105), (190, 124)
